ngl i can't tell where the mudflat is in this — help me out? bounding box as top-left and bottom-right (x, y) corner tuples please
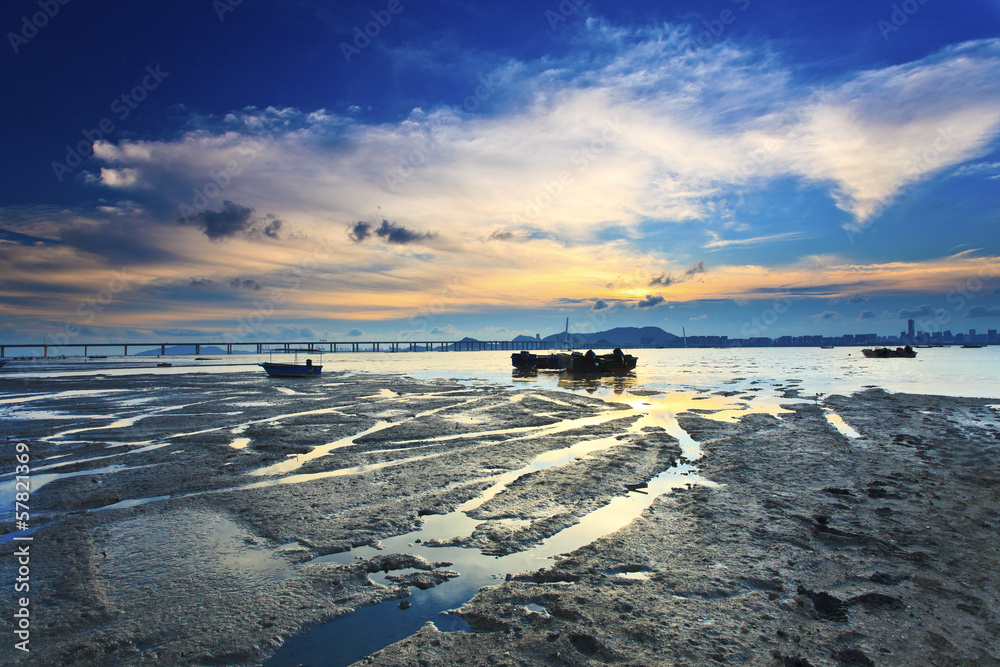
(1, 370), (998, 666)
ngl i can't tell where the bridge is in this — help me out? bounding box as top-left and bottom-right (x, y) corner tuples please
(0, 339), (564, 358)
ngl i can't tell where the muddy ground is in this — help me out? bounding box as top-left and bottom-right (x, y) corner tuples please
(1, 369), (999, 666)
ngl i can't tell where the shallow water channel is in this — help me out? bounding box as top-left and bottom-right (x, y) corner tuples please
(265, 395), (729, 666)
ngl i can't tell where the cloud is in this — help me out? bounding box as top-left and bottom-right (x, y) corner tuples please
(591, 299), (609, 311)
(704, 231), (808, 249)
(858, 310), (877, 320)
(347, 328), (365, 336)
(685, 261), (707, 276)
(348, 221), (373, 242)
(649, 273), (674, 287)
(0, 227), (62, 247)
(813, 310), (841, 320)
(180, 200), (256, 240)
(230, 278), (262, 291)
(966, 305), (1000, 317)
(348, 219), (435, 245)
(847, 294), (870, 304)
(189, 278), (215, 288)
(635, 294), (666, 309)
(898, 305), (935, 318)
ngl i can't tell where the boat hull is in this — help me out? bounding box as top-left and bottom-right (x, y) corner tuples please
(557, 349), (637, 375)
(259, 362), (322, 377)
(510, 351), (561, 369)
(862, 348), (916, 358)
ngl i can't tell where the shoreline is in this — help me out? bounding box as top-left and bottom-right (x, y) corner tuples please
(2, 371), (999, 665)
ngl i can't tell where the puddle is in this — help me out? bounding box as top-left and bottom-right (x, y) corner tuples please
(0, 464), (134, 515)
(230, 438), (251, 450)
(267, 399), (717, 666)
(825, 411), (862, 439)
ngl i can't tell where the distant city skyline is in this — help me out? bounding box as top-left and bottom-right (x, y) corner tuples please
(2, 1), (999, 344)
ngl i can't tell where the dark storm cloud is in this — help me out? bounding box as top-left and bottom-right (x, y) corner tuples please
(230, 278), (263, 291)
(635, 294), (666, 309)
(179, 201), (285, 241)
(348, 219), (435, 245)
(182, 200), (255, 240)
(649, 273), (674, 287)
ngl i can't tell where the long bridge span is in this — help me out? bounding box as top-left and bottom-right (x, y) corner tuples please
(0, 340), (565, 358)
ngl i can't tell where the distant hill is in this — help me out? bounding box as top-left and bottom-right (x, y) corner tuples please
(136, 345), (230, 356)
(539, 326), (678, 348)
(512, 334), (540, 343)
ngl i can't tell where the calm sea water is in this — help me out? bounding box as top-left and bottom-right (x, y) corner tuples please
(5, 346), (1000, 399)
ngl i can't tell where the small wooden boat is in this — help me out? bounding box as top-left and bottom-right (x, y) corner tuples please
(558, 348), (637, 374)
(510, 350), (561, 369)
(259, 349), (322, 377)
(260, 360), (322, 377)
(862, 346), (916, 358)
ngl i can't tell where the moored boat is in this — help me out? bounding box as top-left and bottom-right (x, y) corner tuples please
(260, 360), (322, 377)
(557, 348), (637, 374)
(862, 346), (916, 358)
(510, 350), (561, 369)
(259, 349), (323, 377)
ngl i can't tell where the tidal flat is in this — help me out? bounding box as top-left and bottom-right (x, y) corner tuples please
(1, 366), (999, 666)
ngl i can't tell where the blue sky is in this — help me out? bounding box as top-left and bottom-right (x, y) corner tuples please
(2, 0), (1000, 345)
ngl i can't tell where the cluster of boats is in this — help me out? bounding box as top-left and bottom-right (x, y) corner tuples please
(861, 346), (916, 358)
(511, 348), (637, 374)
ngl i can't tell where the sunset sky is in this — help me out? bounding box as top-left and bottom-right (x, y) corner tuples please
(2, 0), (1000, 345)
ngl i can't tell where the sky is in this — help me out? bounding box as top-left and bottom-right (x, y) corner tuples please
(2, 0), (1000, 346)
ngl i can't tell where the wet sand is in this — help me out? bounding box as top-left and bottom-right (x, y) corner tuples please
(2, 370), (999, 665)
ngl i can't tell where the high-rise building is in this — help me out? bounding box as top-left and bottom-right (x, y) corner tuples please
(907, 319), (915, 342)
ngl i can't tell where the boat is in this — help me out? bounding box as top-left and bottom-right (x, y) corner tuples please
(259, 349), (322, 377)
(820, 345), (835, 349)
(961, 345), (984, 349)
(862, 346), (916, 358)
(260, 359), (322, 377)
(557, 348), (637, 374)
(510, 350), (561, 369)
